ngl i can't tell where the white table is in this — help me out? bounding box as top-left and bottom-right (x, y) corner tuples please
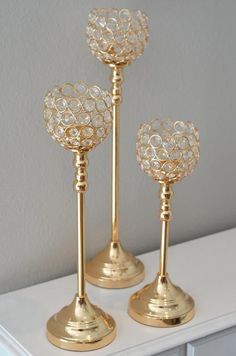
(0, 228), (236, 356)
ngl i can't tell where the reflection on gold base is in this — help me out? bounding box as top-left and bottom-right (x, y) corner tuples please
(128, 273), (195, 327)
(47, 294), (116, 351)
(86, 241), (145, 289)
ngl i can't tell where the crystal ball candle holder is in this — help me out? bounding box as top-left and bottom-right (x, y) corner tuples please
(87, 8), (148, 65)
(85, 8), (148, 289)
(136, 118), (200, 183)
(129, 117), (200, 327)
(44, 82), (116, 351)
(44, 82), (113, 151)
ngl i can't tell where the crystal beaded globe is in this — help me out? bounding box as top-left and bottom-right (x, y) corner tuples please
(44, 82), (113, 152)
(87, 8), (149, 65)
(136, 118), (200, 183)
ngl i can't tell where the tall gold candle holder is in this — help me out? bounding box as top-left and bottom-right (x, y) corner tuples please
(129, 118), (200, 327)
(86, 8), (149, 288)
(44, 82), (116, 350)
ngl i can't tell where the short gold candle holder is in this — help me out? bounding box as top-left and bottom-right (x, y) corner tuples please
(129, 118), (200, 327)
(44, 82), (116, 350)
(85, 8), (149, 289)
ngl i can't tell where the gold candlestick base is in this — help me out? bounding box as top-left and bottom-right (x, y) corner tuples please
(47, 294), (116, 351)
(128, 273), (195, 327)
(86, 241), (144, 289)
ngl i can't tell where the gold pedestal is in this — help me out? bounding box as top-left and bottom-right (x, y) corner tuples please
(128, 273), (195, 327)
(86, 241), (144, 288)
(47, 294), (116, 351)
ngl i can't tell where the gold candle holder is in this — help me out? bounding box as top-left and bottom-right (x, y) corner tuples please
(129, 118), (200, 327)
(85, 8), (149, 288)
(44, 82), (116, 350)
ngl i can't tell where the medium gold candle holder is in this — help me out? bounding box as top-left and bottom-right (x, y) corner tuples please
(85, 8), (149, 288)
(44, 82), (116, 350)
(129, 118), (200, 327)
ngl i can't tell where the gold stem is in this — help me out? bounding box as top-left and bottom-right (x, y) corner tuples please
(111, 65), (123, 243)
(74, 151), (88, 298)
(159, 182), (173, 276)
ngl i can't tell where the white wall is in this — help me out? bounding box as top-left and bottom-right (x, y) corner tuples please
(1, 0), (236, 293)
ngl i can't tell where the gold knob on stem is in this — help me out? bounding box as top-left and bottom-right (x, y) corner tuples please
(44, 82), (116, 350)
(85, 8), (149, 288)
(129, 117), (200, 327)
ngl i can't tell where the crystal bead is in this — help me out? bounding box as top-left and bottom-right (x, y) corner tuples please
(61, 114), (74, 126)
(96, 99), (106, 111)
(151, 118), (162, 130)
(84, 99), (95, 112)
(103, 31), (113, 42)
(99, 41), (109, 51)
(155, 171), (165, 180)
(92, 114), (103, 127)
(97, 17), (106, 28)
(55, 126), (65, 138)
(69, 138), (80, 146)
(163, 162), (175, 173)
(89, 40), (98, 50)
(104, 110), (112, 122)
(141, 160), (150, 170)
(82, 127), (94, 138)
(119, 22), (130, 31)
(82, 139), (93, 147)
(151, 160), (161, 170)
(55, 98), (67, 112)
(188, 135), (196, 146)
(68, 99), (81, 112)
(105, 95), (112, 107)
(146, 147), (155, 158)
(176, 136), (188, 149)
(170, 150), (182, 160)
(162, 119), (174, 131)
(157, 149), (168, 160)
(96, 127), (105, 137)
(75, 82), (87, 94)
(115, 33), (125, 43)
(68, 128), (79, 137)
(62, 84), (77, 97)
(89, 86), (101, 98)
(119, 9), (131, 22)
(47, 119), (54, 132)
(175, 121), (187, 132)
(162, 138), (175, 150)
(150, 135), (162, 147)
(139, 145), (147, 157)
(141, 134), (149, 144)
(45, 96), (54, 109)
(77, 113), (90, 126)
(106, 18), (117, 30)
(127, 33), (137, 43)
(138, 31), (145, 42)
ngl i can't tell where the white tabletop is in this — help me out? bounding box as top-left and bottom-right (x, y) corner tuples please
(0, 228), (236, 356)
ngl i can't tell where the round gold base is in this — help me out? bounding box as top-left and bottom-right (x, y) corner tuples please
(86, 241), (145, 289)
(47, 294), (116, 351)
(128, 273), (195, 327)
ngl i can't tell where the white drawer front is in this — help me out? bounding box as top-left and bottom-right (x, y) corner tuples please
(187, 326), (236, 356)
(154, 346), (185, 356)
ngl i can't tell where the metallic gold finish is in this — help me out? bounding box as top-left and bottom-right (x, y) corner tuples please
(129, 118), (200, 327)
(86, 9), (149, 288)
(86, 241), (144, 288)
(44, 82), (116, 350)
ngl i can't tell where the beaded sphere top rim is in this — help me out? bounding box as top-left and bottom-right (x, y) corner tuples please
(136, 118), (200, 183)
(87, 8), (149, 66)
(44, 82), (113, 152)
